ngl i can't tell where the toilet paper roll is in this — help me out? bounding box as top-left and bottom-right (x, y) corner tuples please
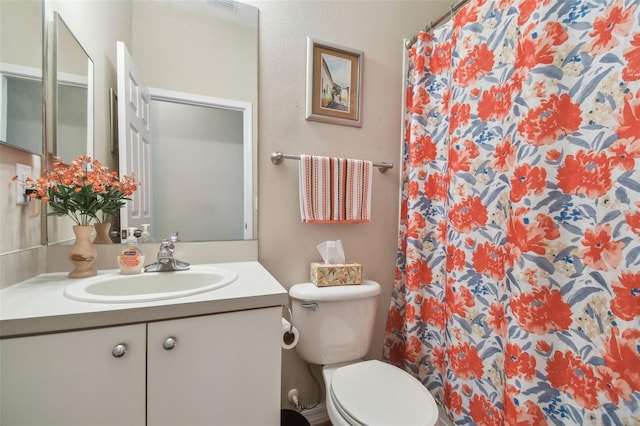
(281, 318), (299, 350)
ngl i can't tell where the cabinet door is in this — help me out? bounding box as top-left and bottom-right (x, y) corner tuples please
(147, 307), (282, 426)
(0, 324), (146, 426)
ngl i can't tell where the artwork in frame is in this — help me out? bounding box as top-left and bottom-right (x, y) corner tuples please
(305, 37), (363, 128)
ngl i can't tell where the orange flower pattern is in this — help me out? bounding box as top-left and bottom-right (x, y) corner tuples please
(384, 1), (640, 424)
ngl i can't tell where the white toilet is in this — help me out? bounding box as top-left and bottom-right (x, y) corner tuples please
(289, 280), (439, 426)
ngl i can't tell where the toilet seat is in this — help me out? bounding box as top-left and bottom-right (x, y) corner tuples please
(329, 360), (438, 426)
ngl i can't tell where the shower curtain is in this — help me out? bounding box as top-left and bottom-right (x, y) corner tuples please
(383, 0), (640, 424)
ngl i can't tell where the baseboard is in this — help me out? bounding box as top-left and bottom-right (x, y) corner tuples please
(301, 402), (330, 426)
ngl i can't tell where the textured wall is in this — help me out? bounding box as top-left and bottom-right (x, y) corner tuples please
(245, 0), (453, 409)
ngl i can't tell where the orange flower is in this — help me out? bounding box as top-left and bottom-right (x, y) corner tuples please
(447, 342), (484, 379)
(505, 342), (536, 381)
(610, 271), (640, 321)
(453, 43), (495, 87)
(588, 0), (637, 54)
(424, 172), (449, 202)
(511, 287), (572, 334)
(478, 84), (513, 121)
(546, 350), (600, 409)
(12, 155), (138, 226)
(430, 40), (453, 75)
(622, 33), (640, 81)
(488, 302), (508, 337)
(615, 91), (640, 142)
(445, 244), (466, 273)
(579, 224), (624, 271)
(518, 94), (582, 146)
(449, 195), (488, 234)
(509, 164), (547, 203)
(493, 137), (517, 172)
(409, 134), (437, 167)
(472, 242), (506, 280)
(557, 149), (612, 199)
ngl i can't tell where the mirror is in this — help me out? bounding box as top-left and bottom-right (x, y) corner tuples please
(46, 12), (94, 245)
(0, 0), (44, 154)
(52, 12), (93, 160)
(149, 91), (252, 242)
(122, 0), (258, 242)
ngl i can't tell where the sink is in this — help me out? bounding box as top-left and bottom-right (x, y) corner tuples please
(64, 265), (238, 303)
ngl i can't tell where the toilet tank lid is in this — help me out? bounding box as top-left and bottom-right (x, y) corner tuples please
(289, 280), (380, 302)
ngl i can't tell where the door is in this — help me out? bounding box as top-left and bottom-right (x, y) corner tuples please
(0, 324), (146, 426)
(117, 41), (152, 231)
(147, 308), (282, 426)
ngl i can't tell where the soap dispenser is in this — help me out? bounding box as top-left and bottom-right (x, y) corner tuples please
(139, 224), (153, 243)
(117, 227), (145, 274)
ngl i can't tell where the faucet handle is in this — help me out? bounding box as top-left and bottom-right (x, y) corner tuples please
(170, 232), (180, 242)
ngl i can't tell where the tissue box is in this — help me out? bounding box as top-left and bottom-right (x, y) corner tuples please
(310, 262), (363, 287)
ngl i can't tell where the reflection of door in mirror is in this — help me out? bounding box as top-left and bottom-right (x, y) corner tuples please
(149, 91), (252, 242)
(116, 41), (152, 233)
(0, 0), (43, 154)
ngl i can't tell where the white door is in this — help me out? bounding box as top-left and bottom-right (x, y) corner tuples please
(147, 308), (282, 426)
(0, 324), (147, 426)
(117, 41), (152, 231)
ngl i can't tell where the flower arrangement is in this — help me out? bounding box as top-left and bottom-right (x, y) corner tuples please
(12, 155), (138, 226)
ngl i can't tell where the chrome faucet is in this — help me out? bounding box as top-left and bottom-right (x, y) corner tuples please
(144, 236), (190, 272)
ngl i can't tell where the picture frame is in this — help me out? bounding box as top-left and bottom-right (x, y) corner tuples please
(306, 37), (363, 128)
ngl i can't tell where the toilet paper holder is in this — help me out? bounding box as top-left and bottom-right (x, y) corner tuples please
(281, 304), (297, 346)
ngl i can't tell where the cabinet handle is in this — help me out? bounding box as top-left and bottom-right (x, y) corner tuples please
(112, 343), (127, 358)
(163, 336), (177, 350)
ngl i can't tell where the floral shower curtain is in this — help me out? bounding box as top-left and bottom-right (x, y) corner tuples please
(383, 0), (640, 424)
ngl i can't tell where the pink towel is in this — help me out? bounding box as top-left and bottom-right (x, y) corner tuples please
(299, 155), (372, 223)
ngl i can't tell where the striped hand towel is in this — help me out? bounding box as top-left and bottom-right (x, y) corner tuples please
(299, 155), (372, 223)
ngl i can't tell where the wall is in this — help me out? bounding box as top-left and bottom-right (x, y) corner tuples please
(244, 0), (453, 410)
(0, 144), (46, 285)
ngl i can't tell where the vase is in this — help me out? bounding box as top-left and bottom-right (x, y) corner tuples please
(93, 222), (113, 244)
(68, 225), (98, 278)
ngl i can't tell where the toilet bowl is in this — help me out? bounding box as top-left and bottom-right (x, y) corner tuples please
(289, 281), (438, 426)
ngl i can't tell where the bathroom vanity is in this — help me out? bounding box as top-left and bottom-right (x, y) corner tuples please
(0, 262), (288, 426)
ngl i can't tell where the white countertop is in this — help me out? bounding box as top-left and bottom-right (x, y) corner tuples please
(0, 261), (288, 338)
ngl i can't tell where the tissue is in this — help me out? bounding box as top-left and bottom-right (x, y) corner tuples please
(317, 240), (346, 264)
(310, 240), (362, 287)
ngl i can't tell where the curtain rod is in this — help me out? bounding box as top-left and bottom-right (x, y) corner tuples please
(270, 152), (393, 173)
(405, 0), (472, 49)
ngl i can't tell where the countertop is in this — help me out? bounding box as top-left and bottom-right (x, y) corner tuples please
(0, 261), (288, 338)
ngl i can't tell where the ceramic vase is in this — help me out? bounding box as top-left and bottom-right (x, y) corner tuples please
(93, 222), (113, 244)
(68, 225), (98, 278)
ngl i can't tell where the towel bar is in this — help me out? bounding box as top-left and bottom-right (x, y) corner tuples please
(270, 152), (393, 173)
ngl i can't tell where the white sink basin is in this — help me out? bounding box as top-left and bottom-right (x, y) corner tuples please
(64, 265), (238, 303)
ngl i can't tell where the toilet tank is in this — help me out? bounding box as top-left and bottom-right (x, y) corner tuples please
(289, 280), (381, 365)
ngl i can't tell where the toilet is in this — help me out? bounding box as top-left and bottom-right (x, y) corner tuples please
(289, 280), (439, 426)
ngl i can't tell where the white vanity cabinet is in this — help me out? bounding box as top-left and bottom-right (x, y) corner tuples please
(0, 324), (147, 426)
(147, 306), (282, 426)
(1, 306), (282, 426)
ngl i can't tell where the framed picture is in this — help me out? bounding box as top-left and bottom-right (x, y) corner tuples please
(306, 37), (363, 127)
